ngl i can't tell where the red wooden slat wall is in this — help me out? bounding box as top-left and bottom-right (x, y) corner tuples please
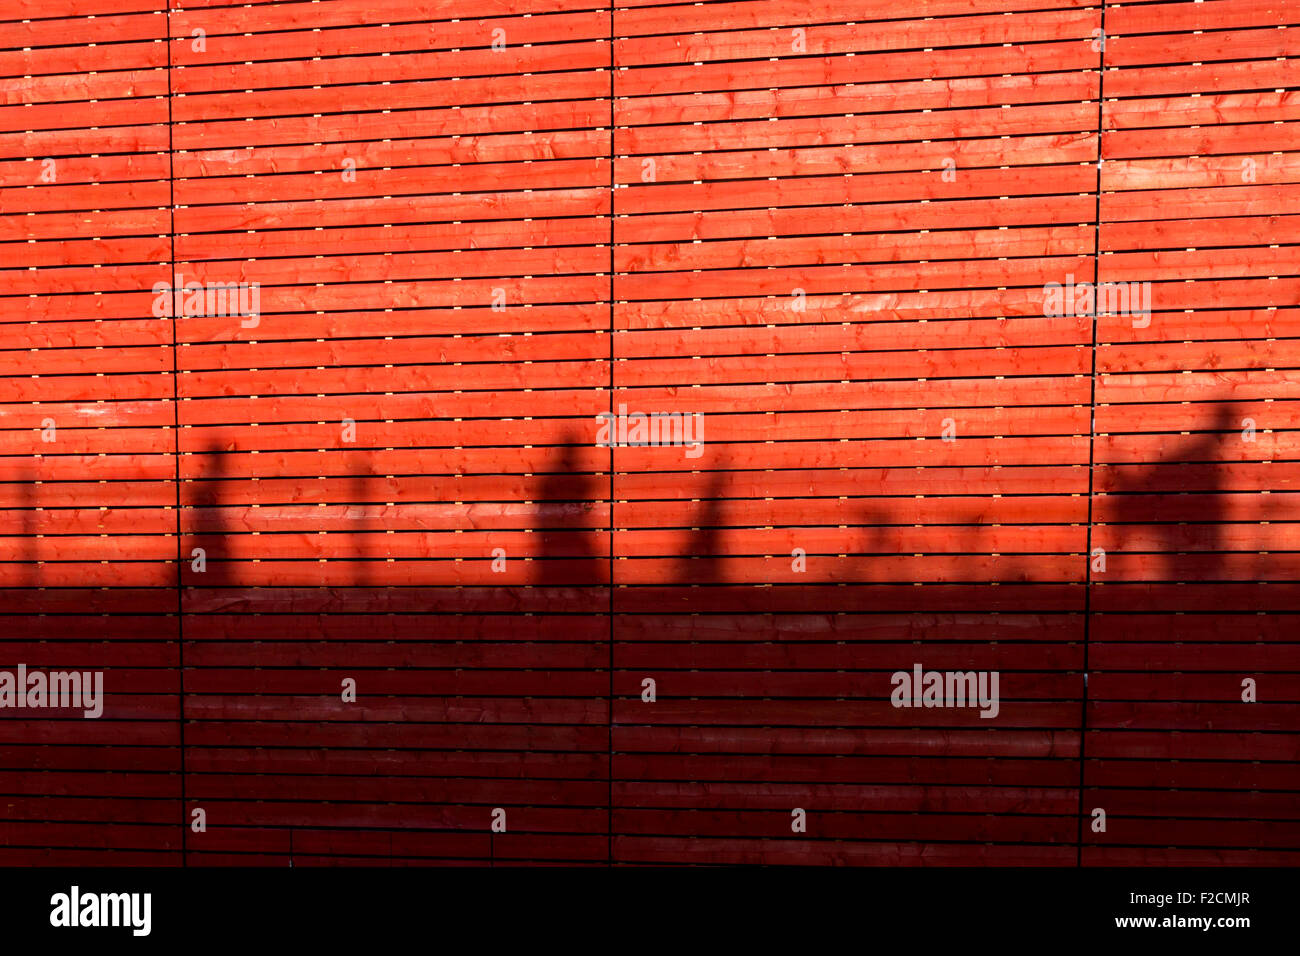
(1, 0), (1296, 866)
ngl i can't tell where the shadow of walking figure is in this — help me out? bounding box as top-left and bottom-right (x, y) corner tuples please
(189, 442), (232, 588)
(536, 431), (605, 587)
(678, 468), (728, 584)
(1102, 402), (1236, 583)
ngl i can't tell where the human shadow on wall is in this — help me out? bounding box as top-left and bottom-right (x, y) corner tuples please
(1100, 402), (1235, 585)
(535, 431), (606, 587)
(189, 442), (233, 589)
(676, 467), (728, 585)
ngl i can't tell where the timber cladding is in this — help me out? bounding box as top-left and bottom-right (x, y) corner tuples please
(0, 0), (1297, 865)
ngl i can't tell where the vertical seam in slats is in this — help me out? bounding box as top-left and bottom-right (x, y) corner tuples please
(163, 0), (186, 868)
(1076, 0), (1109, 868)
(608, 0), (616, 869)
